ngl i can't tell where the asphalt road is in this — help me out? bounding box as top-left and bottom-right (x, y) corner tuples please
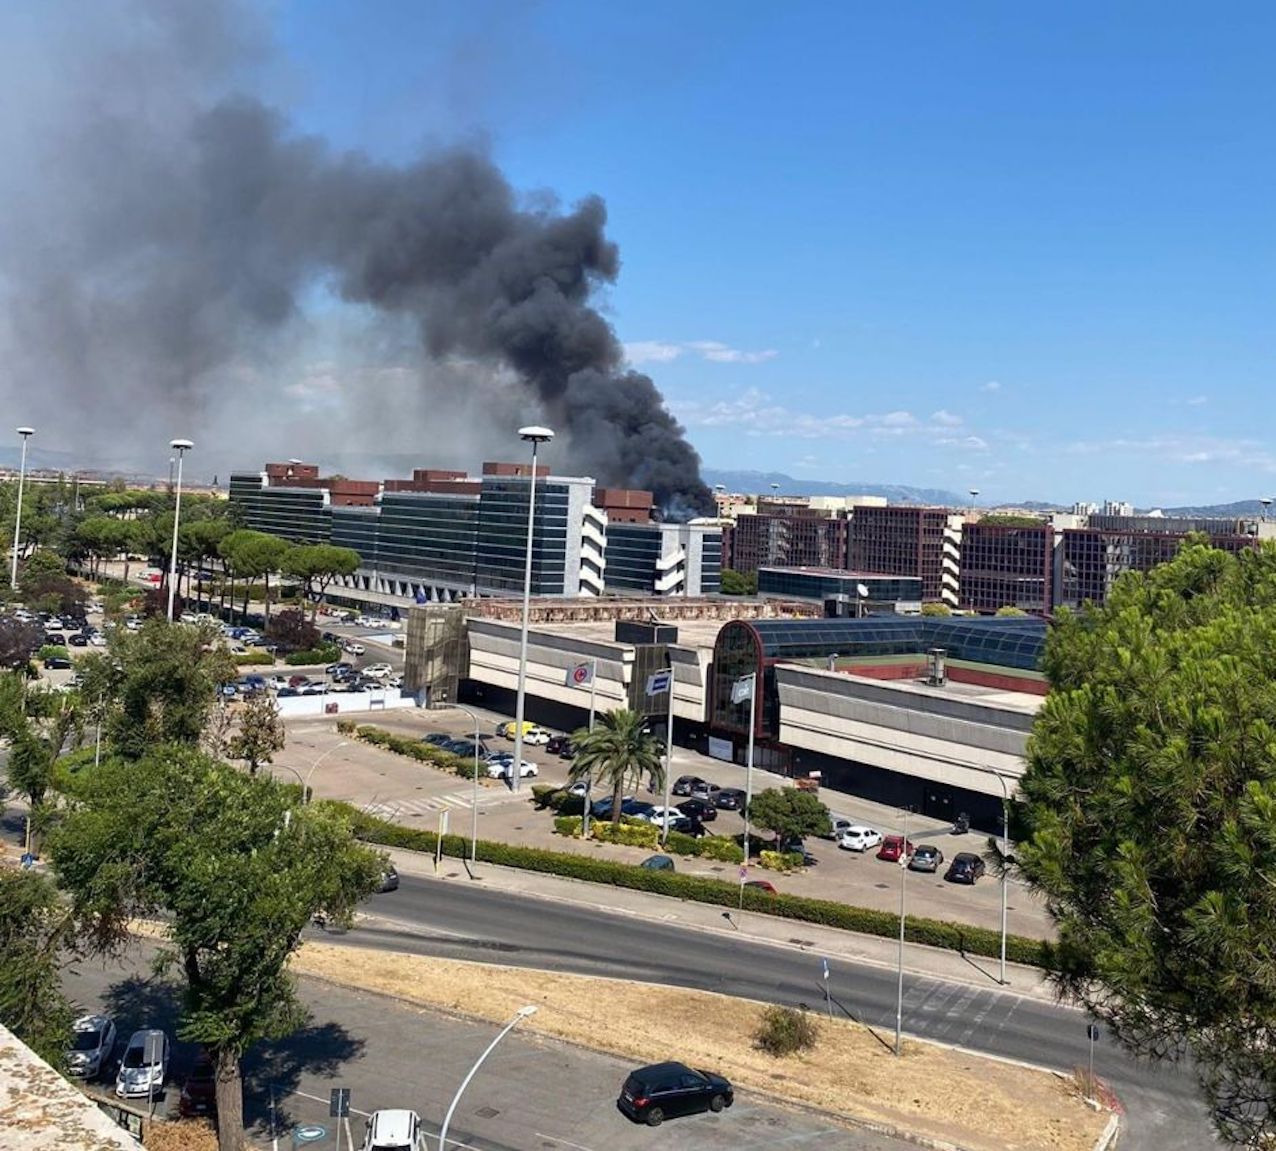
(61, 946), (911, 1151)
(347, 877), (1220, 1151)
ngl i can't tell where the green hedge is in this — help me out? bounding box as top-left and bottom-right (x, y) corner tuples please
(342, 804), (1053, 969)
(234, 651), (275, 666)
(285, 643), (341, 667)
(352, 724), (481, 780)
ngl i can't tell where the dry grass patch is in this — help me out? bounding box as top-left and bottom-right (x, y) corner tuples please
(292, 942), (1109, 1151)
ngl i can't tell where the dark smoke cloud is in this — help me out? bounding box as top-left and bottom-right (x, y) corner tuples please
(0, 1), (713, 518)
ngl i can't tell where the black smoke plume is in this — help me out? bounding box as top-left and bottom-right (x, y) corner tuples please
(0, 3), (714, 518)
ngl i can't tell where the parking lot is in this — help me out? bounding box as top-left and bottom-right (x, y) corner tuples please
(274, 703), (1053, 941)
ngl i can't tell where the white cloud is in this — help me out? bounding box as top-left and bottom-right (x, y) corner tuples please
(1065, 434), (1276, 471)
(980, 380), (1001, 392)
(671, 389), (989, 450)
(622, 340), (683, 366)
(929, 409), (963, 427)
(623, 339), (778, 367)
(685, 340), (779, 365)
(1186, 395), (1208, 406)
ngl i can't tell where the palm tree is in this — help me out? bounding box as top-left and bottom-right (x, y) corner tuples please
(568, 709), (663, 830)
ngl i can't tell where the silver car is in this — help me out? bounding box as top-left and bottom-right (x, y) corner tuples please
(115, 1028), (170, 1098)
(66, 1014), (116, 1080)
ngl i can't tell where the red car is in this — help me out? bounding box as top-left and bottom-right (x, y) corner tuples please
(876, 835), (915, 863)
(178, 1053), (217, 1118)
(744, 880), (778, 895)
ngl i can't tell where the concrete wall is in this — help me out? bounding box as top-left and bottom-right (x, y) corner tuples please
(272, 691), (419, 719)
(776, 664), (1031, 799)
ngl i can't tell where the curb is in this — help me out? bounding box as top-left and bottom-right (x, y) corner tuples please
(1092, 1111), (1121, 1151)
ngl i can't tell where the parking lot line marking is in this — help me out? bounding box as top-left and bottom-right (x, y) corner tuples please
(533, 1134), (600, 1151)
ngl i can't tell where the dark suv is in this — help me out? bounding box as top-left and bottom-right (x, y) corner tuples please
(945, 851), (987, 884)
(617, 1061), (733, 1126)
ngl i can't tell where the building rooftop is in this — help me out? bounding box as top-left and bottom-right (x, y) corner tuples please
(842, 668), (1046, 716)
(0, 1023), (141, 1150)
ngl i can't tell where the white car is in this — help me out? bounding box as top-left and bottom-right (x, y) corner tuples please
(362, 1109), (428, 1151)
(641, 805), (691, 830)
(88, 634), (107, 647)
(486, 759), (538, 779)
(115, 1028), (170, 1098)
(66, 1014), (116, 1080)
(343, 641), (366, 656)
(362, 663), (394, 680)
(839, 825), (883, 852)
(521, 727), (551, 746)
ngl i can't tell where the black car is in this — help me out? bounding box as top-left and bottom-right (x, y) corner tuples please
(68, 633), (89, 647)
(545, 735), (570, 755)
(713, 787), (746, 811)
(557, 740), (576, 759)
(618, 1061), (733, 1126)
(945, 851), (986, 884)
(44, 656), (72, 669)
(672, 774), (706, 797)
(422, 733), (454, 747)
(44, 632), (67, 646)
(675, 798), (717, 823)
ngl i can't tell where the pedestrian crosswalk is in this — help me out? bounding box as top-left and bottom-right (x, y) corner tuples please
(363, 787), (515, 820)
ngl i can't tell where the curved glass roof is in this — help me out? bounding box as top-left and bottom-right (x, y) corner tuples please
(736, 616), (1046, 671)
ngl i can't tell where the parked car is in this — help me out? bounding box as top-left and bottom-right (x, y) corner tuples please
(642, 806), (692, 832)
(362, 663), (394, 680)
(376, 865), (399, 893)
(617, 1061), (733, 1127)
(713, 787), (746, 811)
(689, 780), (722, 803)
(325, 662), (353, 677)
(565, 780), (590, 797)
(66, 1014), (116, 1080)
(744, 879), (778, 895)
(640, 854), (675, 872)
(824, 817), (853, 841)
(496, 720), (539, 739)
(115, 1028), (170, 1098)
(621, 800), (656, 820)
(672, 775), (707, 797)
(178, 1052), (217, 1118)
(422, 733), (455, 747)
(342, 641), (366, 656)
(44, 656), (72, 669)
(486, 759), (538, 779)
(909, 845), (945, 873)
(521, 727), (552, 745)
(675, 798), (717, 823)
(44, 632), (66, 646)
(68, 633), (89, 647)
(876, 835), (915, 863)
(557, 740), (577, 759)
(287, 674), (312, 689)
(776, 837), (818, 866)
(839, 825), (883, 852)
(945, 852), (987, 884)
(590, 795), (635, 818)
(545, 735), (571, 755)
(361, 1109), (428, 1151)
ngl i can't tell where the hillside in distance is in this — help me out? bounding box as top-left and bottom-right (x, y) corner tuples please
(702, 468), (964, 506)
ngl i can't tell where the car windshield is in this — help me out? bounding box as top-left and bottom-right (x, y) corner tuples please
(122, 1046), (148, 1068)
(72, 1029), (102, 1051)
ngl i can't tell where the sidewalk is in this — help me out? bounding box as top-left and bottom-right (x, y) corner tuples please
(380, 840), (1064, 1007)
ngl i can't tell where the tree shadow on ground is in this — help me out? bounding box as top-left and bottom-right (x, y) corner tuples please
(97, 973), (200, 1102)
(242, 1020), (367, 1135)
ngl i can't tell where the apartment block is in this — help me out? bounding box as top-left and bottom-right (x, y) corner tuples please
(849, 505), (962, 605)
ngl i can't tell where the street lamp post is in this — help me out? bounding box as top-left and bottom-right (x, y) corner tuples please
(302, 739), (350, 803)
(432, 700), (482, 868)
(438, 1006), (537, 1151)
(510, 426), (553, 793)
(10, 427), (34, 590)
(994, 773), (1011, 985)
(895, 805), (911, 1056)
(166, 438), (194, 622)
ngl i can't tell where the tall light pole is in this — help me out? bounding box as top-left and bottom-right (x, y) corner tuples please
(10, 427), (34, 590)
(432, 700), (481, 869)
(438, 1006), (537, 1151)
(991, 771), (1012, 985)
(166, 438), (194, 622)
(302, 739), (350, 803)
(510, 425), (553, 793)
(895, 805), (911, 1056)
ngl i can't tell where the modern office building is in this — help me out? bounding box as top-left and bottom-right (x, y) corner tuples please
(958, 521), (1054, 614)
(848, 505), (962, 606)
(723, 508), (850, 575)
(230, 461), (717, 604)
(757, 566), (923, 613)
(1054, 514), (1264, 609)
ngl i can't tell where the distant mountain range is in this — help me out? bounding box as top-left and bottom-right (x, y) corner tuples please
(702, 469), (965, 506)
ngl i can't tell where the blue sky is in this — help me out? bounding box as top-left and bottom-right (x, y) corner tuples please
(272, 1), (1275, 506)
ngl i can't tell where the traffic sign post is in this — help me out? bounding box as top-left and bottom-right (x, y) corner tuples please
(822, 957), (831, 1017)
(329, 1088), (350, 1151)
(1085, 1024), (1100, 1100)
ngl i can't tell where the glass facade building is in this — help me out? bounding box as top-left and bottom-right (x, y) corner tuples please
(725, 512), (849, 575)
(710, 616), (1046, 740)
(228, 474), (330, 543)
(849, 505), (959, 603)
(757, 567), (922, 607)
(958, 523), (1053, 615)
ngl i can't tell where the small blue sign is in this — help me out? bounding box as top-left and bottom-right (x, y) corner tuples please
(20, 853), (35, 870)
(294, 1123), (327, 1144)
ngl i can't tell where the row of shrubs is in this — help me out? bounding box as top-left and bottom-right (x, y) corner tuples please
(551, 813), (747, 862)
(234, 651), (275, 666)
(341, 722), (481, 779)
(284, 642), (341, 666)
(340, 802), (1053, 969)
